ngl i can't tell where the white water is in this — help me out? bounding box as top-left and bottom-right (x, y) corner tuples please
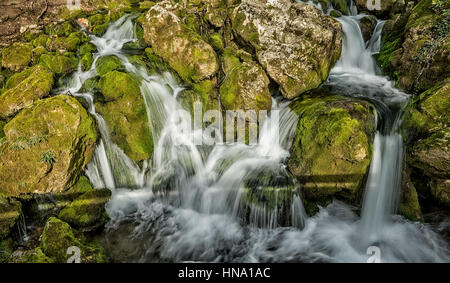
(59, 3), (450, 262)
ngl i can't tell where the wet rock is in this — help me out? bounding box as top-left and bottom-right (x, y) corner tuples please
(331, 0), (349, 15)
(39, 54), (78, 76)
(0, 196), (22, 240)
(0, 65), (54, 119)
(288, 93), (376, 202)
(0, 95), (98, 196)
(231, 0), (342, 99)
(95, 55), (125, 76)
(140, 0), (219, 83)
(359, 15), (377, 43)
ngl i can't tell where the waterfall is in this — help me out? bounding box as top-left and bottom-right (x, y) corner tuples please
(57, 8), (449, 262)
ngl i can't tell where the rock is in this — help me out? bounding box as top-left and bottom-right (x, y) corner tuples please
(329, 9), (342, 18)
(331, 0), (349, 15)
(0, 196), (22, 240)
(59, 189), (111, 231)
(95, 55), (125, 76)
(39, 54), (78, 76)
(0, 95), (98, 196)
(91, 24), (109, 37)
(219, 48), (272, 112)
(399, 167), (422, 221)
(96, 71), (153, 162)
(0, 238), (16, 263)
(377, 0), (449, 93)
(77, 18), (90, 29)
(288, 93), (376, 203)
(140, 0), (219, 82)
(204, 0), (228, 28)
(231, 0), (342, 99)
(46, 33), (83, 52)
(8, 248), (54, 263)
(81, 53), (94, 71)
(40, 217), (107, 263)
(1, 42), (33, 72)
(403, 79), (450, 208)
(0, 65), (54, 119)
(359, 15), (377, 43)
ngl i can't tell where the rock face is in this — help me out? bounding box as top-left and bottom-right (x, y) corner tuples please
(96, 71), (153, 163)
(288, 93), (375, 205)
(378, 0), (449, 93)
(231, 0), (342, 99)
(140, 0), (219, 83)
(1, 42), (33, 72)
(403, 79), (450, 208)
(0, 95), (98, 196)
(220, 48), (272, 112)
(59, 189), (111, 231)
(0, 65), (54, 119)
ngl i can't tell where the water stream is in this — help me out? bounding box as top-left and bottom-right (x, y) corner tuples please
(59, 2), (450, 262)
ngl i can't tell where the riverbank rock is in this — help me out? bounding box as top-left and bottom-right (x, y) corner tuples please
(0, 65), (54, 119)
(0, 95), (98, 196)
(231, 0), (342, 99)
(219, 48), (271, 112)
(140, 0), (219, 83)
(59, 189), (111, 231)
(403, 79), (450, 209)
(1, 42), (33, 72)
(288, 93), (376, 208)
(377, 0), (449, 93)
(96, 71), (154, 163)
(40, 217), (107, 263)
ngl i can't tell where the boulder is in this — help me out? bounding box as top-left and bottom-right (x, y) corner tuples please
(39, 54), (78, 76)
(40, 217), (107, 263)
(0, 196), (22, 240)
(59, 189), (111, 231)
(0, 65), (54, 119)
(359, 15), (377, 43)
(96, 71), (153, 162)
(288, 94), (376, 203)
(140, 0), (219, 83)
(0, 95), (98, 196)
(95, 55), (125, 76)
(231, 0), (342, 99)
(1, 42), (33, 72)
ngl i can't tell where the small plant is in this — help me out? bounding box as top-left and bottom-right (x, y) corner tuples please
(40, 151), (55, 164)
(28, 135), (48, 147)
(10, 143), (25, 150)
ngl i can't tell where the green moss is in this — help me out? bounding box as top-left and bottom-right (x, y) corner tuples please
(0, 238), (16, 263)
(81, 53), (94, 71)
(8, 248), (54, 263)
(46, 21), (78, 37)
(209, 33), (224, 52)
(0, 196), (22, 239)
(1, 42), (33, 72)
(46, 34), (81, 52)
(92, 23), (109, 37)
(96, 55), (125, 76)
(0, 65), (54, 119)
(331, 0), (349, 15)
(32, 34), (49, 48)
(39, 54), (78, 76)
(89, 14), (106, 26)
(79, 42), (98, 56)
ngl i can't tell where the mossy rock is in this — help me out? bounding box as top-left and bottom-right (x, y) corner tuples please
(0, 196), (22, 240)
(81, 53), (94, 71)
(96, 71), (153, 162)
(0, 65), (54, 119)
(288, 93), (376, 203)
(91, 23), (109, 37)
(140, 1), (219, 83)
(0, 238), (17, 263)
(96, 55), (125, 76)
(79, 42), (98, 56)
(40, 217), (108, 263)
(39, 54), (78, 76)
(8, 248), (54, 263)
(209, 33), (224, 52)
(359, 15), (378, 43)
(331, 0), (349, 15)
(45, 21), (78, 37)
(46, 33), (82, 52)
(1, 42), (33, 72)
(59, 189), (111, 231)
(0, 95), (98, 196)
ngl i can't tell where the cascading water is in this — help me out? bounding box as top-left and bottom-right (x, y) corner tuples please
(59, 1), (450, 262)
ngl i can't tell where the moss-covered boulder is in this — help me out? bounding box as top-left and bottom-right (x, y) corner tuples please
(59, 189), (111, 231)
(40, 217), (107, 263)
(96, 55), (125, 76)
(0, 95), (98, 196)
(1, 42), (33, 72)
(0, 196), (22, 240)
(96, 71), (153, 162)
(402, 79), (450, 208)
(0, 237), (16, 263)
(378, 0), (449, 93)
(0, 65), (54, 119)
(231, 0), (342, 99)
(39, 54), (78, 76)
(331, 0), (349, 15)
(140, 1), (219, 83)
(219, 48), (271, 112)
(46, 33), (84, 52)
(288, 94), (376, 204)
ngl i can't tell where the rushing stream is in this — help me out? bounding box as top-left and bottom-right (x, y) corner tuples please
(59, 2), (450, 262)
